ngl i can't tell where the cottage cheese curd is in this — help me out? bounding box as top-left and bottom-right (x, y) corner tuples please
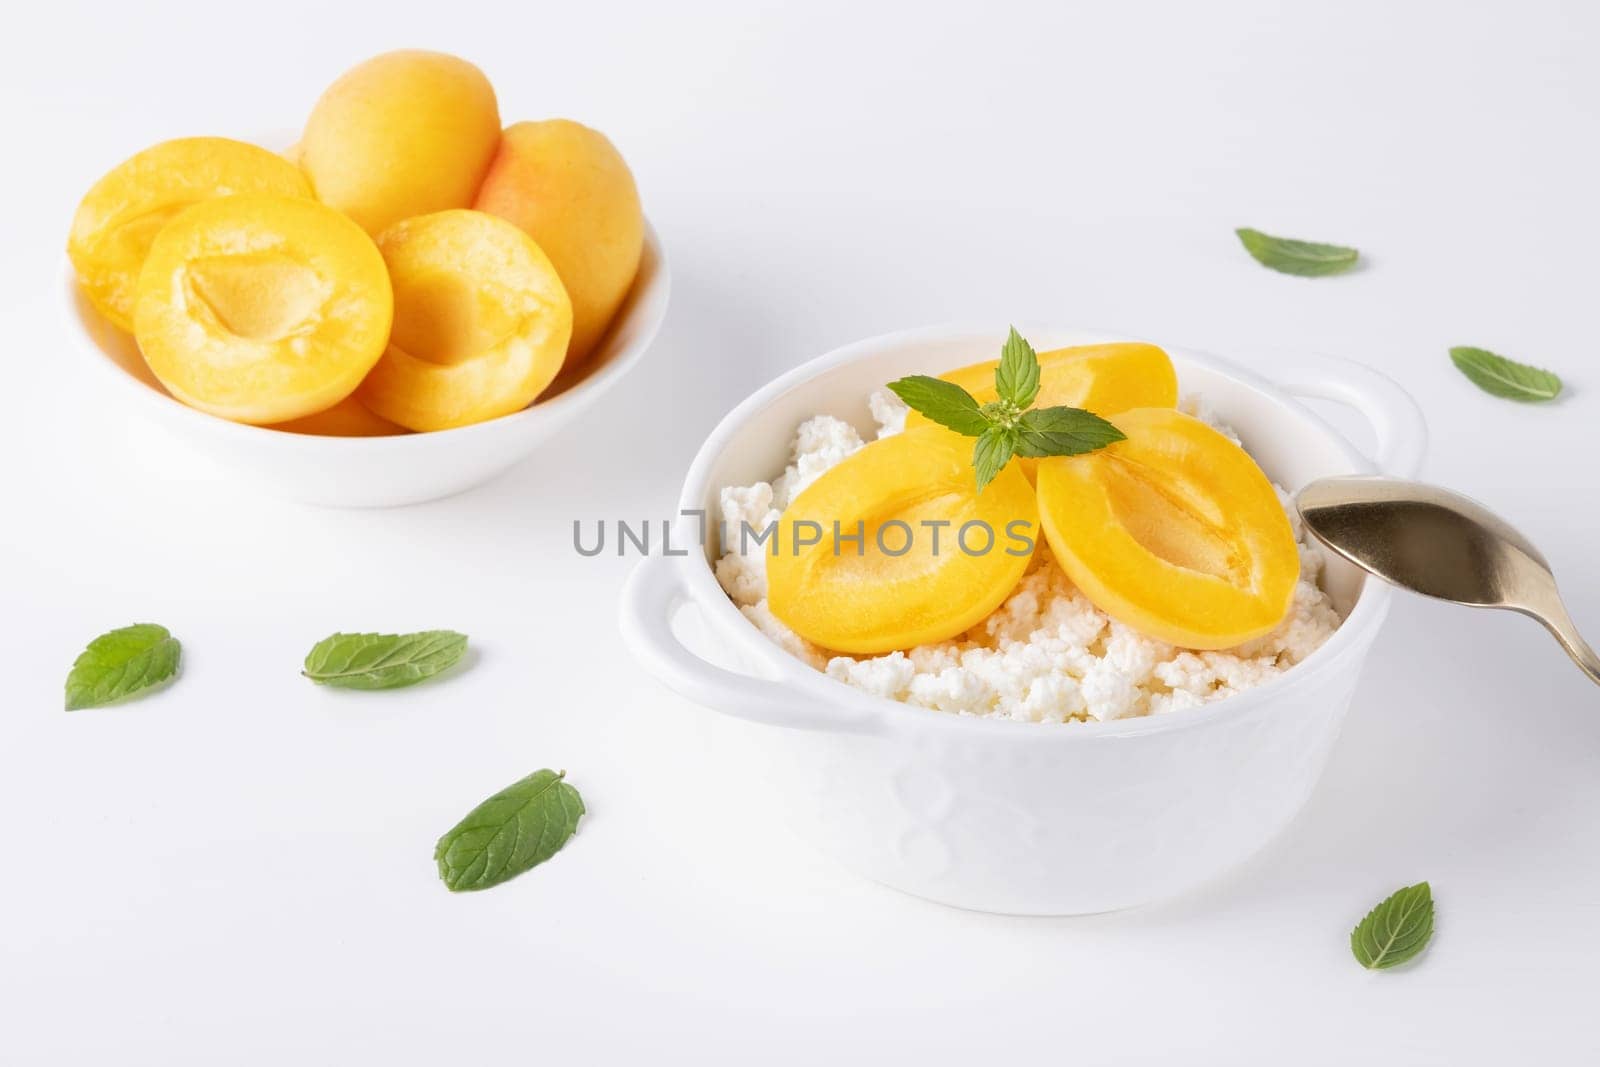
(714, 392), (1341, 723)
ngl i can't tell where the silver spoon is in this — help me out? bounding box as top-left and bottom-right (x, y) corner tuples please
(1297, 475), (1600, 686)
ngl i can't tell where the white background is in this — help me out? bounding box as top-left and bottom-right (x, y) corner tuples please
(4, 1), (1598, 1062)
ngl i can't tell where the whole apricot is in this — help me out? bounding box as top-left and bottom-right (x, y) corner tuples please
(133, 194), (393, 425)
(68, 137), (311, 330)
(299, 50), (501, 235)
(473, 119), (642, 368)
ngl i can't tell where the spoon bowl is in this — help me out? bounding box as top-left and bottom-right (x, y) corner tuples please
(1298, 475), (1600, 685)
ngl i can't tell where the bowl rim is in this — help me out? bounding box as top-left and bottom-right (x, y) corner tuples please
(670, 321), (1397, 741)
(64, 220), (669, 451)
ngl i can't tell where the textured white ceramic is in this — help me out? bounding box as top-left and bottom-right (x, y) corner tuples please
(620, 324), (1427, 915)
(63, 224), (670, 508)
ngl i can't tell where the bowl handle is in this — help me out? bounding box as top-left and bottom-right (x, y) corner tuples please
(619, 552), (879, 734)
(1273, 355), (1428, 477)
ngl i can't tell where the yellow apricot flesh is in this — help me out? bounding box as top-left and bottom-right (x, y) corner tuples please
(934, 342), (1176, 411)
(910, 339), (1176, 416)
(356, 210), (573, 432)
(768, 427), (1038, 654)
(473, 119), (643, 368)
(1035, 408), (1299, 649)
(68, 137), (312, 330)
(907, 342), (1178, 482)
(299, 50), (502, 235)
(133, 194), (393, 424)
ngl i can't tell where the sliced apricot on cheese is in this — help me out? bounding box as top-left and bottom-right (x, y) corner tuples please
(132, 194), (393, 424)
(1035, 408), (1298, 649)
(908, 342), (1178, 481)
(356, 210), (573, 431)
(768, 427), (1038, 654)
(909, 342), (1177, 423)
(68, 138), (312, 331)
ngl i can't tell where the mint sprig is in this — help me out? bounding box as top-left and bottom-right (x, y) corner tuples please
(888, 327), (1125, 492)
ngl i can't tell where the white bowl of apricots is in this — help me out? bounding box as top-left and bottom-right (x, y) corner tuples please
(64, 50), (669, 507)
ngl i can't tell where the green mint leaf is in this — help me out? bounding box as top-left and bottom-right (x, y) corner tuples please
(1450, 346), (1562, 402)
(1012, 405), (1126, 458)
(972, 427), (1017, 493)
(65, 623), (181, 710)
(1235, 227), (1359, 277)
(1351, 882), (1435, 970)
(995, 326), (1041, 409)
(887, 375), (991, 436)
(435, 769), (585, 892)
(302, 630), (468, 690)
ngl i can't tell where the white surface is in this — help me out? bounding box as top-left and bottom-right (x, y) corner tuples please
(3, 0), (1597, 1062)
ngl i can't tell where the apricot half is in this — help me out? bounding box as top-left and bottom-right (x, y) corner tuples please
(356, 210), (573, 432)
(474, 120), (643, 369)
(68, 137), (312, 330)
(1035, 408), (1298, 649)
(133, 194), (393, 424)
(907, 342), (1179, 480)
(769, 427), (1038, 654)
(932, 342), (1177, 413)
(299, 50), (502, 236)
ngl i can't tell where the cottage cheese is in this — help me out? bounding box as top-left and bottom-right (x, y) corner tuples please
(714, 392), (1342, 723)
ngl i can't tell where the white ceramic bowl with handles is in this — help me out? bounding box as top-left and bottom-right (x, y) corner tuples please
(620, 324), (1426, 916)
(63, 223), (670, 508)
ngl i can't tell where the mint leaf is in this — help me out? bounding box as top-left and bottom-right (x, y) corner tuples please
(1450, 346), (1562, 402)
(972, 427), (1016, 493)
(65, 623), (181, 710)
(1351, 882), (1435, 970)
(887, 375), (990, 436)
(1013, 406), (1126, 458)
(1236, 227), (1359, 277)
(302, 630), (468, 690)
(995, 326), (1041, 409)
(891, 328), (1124, 492)
(436, 769), (585, 892)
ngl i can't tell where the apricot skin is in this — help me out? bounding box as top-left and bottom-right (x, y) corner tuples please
(268, 396), (408, 437)
(473, 119), (643, 368)
(68, 137), (311, 331)
(357, 210), (573, 432)
(299, 51), (502, 236)
(133, 194), (393, 425)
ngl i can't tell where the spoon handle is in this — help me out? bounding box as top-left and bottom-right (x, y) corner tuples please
(1532, 596), (1600, 687)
